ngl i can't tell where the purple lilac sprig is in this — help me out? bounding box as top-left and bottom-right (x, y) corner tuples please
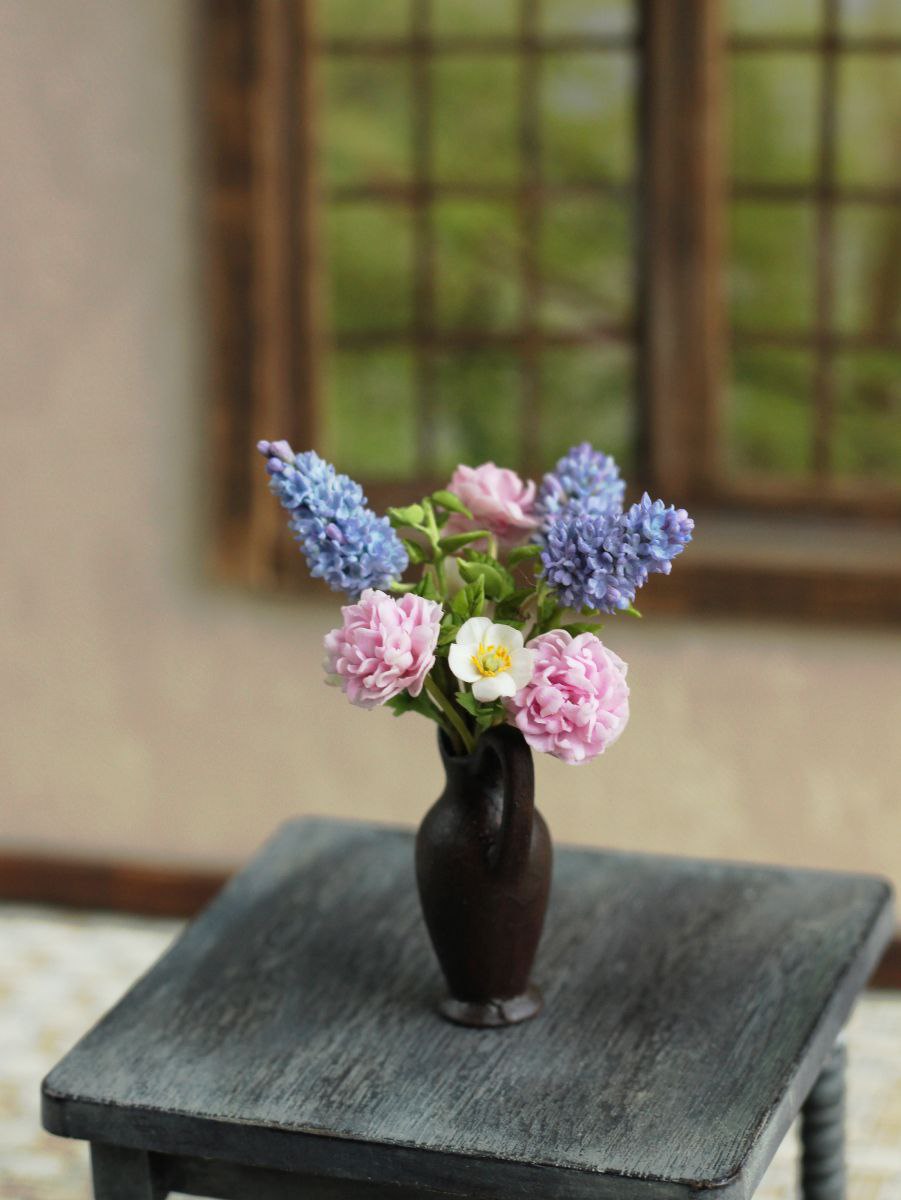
(541, 511), (637, 613)
(622, 493), (694, 580)
(257, 441), (408, 596)
(539, 456), (694, 614)
(536, 442), (625, 521)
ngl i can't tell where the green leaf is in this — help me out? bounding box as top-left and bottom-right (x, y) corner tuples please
(414, 572), (441, 602)
(493, 586), (534, 623)
(623, 603), (643, 618)
(463, 553), (517, 598)
(437, 611), (463, 647)
(468, 576), (486, 615)
(387, 690), (439, 721)
(438, 531), (491, 553)
(455, 690), (481, 718)
(457, 558), (501, 595)
(386, 503), (425, 529)
(467, 577), (487, 617)
(538, 593), (559, 624)
(457, 559), (514, 601)
(401, 537), (429, 565)
(431, 490), (473, 519)
(507, 543), (542, 566)
(451, 576), (485, 619)
(451, 588), (469, 618)
(455, 692), (504, 732)
(475, 707), (503, 732)
(389, 582), (416, 594)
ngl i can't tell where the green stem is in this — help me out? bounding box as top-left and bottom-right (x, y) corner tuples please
(424, 676), (475, 756)
(421, 498), (440, 552)
(522, 581), (542, 640)
(434, 553), (446, 591)
(525, 577), (560, 639)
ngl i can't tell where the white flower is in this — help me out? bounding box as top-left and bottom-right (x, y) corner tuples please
(448, 617), (536, 703)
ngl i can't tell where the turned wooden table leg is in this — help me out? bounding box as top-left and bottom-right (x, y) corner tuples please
(800, 1040), (846, 1200)
(90, 1143), (167, 1200)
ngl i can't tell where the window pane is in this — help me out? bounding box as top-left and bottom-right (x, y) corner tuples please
(433, 57), (518, 182)
(433, 0), (517, 35)
(728, 350), (813, 478)
(326, 206), (413, 333)
(542, 53), (634, 182)
(727, 0), (820, 35)
(540, 346), (634, 471)
(434, 201), (521, 331)
(540, 0), (635, 37)
(316, 13), (642, 486)
(834, 205), (901, 337)
(837, 57), (901, 187)
(325, 352), (417, 480)
(320, 2), (411, 39)
(730, 54), (818, 183)
(321, 60), (411, 187)
(431, 355), (521, 476)
(840, 0), (901, 35)
(540, 197), (633, 331)
(729, 202), (815, 330)
(833, 353), (901, 482)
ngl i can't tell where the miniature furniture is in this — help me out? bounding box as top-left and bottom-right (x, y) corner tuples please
(42, 818), (893, 1200)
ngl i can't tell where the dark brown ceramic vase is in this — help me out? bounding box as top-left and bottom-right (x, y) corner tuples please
(415, 724), (552, 1028)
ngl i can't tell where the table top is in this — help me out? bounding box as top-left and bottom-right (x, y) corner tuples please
(43, 818), (893, 1200)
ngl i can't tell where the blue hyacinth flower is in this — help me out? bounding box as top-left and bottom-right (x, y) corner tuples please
(256, 441), (408, 596)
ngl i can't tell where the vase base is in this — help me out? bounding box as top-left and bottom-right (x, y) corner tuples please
(439, 985), (543, 1028)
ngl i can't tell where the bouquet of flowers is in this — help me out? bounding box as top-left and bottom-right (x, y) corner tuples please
(257, 440), (693, 766)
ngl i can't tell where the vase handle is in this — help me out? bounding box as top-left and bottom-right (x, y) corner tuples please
(477, 725), (535, 884)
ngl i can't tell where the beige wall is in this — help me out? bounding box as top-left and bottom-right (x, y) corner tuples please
(2, 1), (900, 888)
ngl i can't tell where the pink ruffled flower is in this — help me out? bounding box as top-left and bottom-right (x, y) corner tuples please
(444, 462), (539, 546)
(506, 630), (629, 764)
(324, 589), (442, 709)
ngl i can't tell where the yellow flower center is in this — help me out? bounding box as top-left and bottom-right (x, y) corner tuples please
(471, 642), (512, 678)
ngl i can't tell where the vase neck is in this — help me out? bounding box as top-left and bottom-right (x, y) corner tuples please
(437, 727), (531, 800)
(436, 724), (536, 884)
(438, 729), (493, 795)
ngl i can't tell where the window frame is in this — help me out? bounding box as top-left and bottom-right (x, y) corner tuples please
(205, 0), (901, 621)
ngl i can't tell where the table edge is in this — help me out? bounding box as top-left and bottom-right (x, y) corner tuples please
(724, 879), (894, 1197)
(40, 864), (890, 1200)
(39, 818), (896, 1200)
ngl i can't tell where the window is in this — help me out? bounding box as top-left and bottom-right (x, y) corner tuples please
(317, 0), (639, 485)
(725, 0), (901, 505)
(207, 0), (901, 618)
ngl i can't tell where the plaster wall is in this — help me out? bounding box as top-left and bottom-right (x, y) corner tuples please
(2, 1), (899, 888)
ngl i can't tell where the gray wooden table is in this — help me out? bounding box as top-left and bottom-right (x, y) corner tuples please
(42, 818), (893, 1200)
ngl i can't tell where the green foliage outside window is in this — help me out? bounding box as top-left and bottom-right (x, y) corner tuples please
(319, 0), (901, 488)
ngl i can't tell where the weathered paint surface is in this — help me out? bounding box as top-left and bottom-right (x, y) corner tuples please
(43, 818), (893, 1200)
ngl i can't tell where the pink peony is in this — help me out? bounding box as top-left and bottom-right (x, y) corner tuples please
(324, 589), (442, 709)
(444, 462), (539, 546)
(506, 630), (629, 764)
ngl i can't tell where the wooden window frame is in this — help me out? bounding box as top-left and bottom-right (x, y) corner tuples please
(205, 0), (901, 622)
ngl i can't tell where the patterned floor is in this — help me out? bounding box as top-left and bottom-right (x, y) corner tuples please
(1, 906), (899, 1200)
